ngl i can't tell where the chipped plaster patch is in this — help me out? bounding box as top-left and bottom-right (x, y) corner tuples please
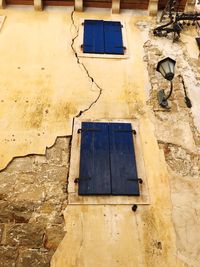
(155, 112), (197, 152)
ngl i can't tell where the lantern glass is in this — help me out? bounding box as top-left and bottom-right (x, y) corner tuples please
(156, 57), (176, 81)
(169, 59), (175, 73)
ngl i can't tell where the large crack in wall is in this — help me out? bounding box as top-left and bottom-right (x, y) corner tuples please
(0, 11), (106, 266)
(70, 10), (103, 118)
(0, 9), (106, 172)
(158, 141), (200, 177)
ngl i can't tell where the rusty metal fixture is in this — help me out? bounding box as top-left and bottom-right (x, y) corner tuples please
(153, 0), (200, 41)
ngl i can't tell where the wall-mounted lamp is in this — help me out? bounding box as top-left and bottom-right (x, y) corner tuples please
(156, 57), (176, 108)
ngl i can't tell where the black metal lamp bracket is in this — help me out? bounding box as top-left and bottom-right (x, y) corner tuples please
(157, 81), (173, 108)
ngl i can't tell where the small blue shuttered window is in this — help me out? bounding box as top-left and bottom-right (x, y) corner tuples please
(83, 20), (124, 55)
(78, 122), (140, 196)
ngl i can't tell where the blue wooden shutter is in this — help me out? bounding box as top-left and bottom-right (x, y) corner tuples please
(83, 20), (104, 54)
(109, 123), (140, 196)
(78, 122), (111, 195)
(103, 21), (124, 55)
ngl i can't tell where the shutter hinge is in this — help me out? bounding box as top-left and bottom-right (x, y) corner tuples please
(74, 177), (92, 183)
(77, 128), (101, 133)
(127, 178), (143, 184)
(114, 46), (126, 50)
(114, 129), (136, 135)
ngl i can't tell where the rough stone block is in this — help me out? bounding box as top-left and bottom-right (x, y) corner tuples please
(155, 113), (196, 152)
(46, 146), (62, 165)
(0, 201), (35, 223)
(0, 172), (17, 199)
(30, 211), (63, 225)
(45, 166), (68, 183)
(44, 225), (65, 250)
(32, 155), (48, 168)
(17, 249), (52, 267)
(0, 224), (4, 243)
(61, 150), (69, 166)
(46, 137), (70, 165)
(55, 137), (69, 149)
(0, 246), (18, 267)
(6, 223), (44, 248)
(6, 157), (33, 174)
(12, 177), (45, 202)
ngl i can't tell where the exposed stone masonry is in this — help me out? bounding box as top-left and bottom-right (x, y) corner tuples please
(0, 137), (70, 267)
(144, 35), (200, 172)
(144, 29), (200, 265)
(159, 142), (200, 177)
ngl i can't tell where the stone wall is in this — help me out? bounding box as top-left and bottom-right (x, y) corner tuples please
(0, 137), (70, 267)
(144, 31), (200, 265)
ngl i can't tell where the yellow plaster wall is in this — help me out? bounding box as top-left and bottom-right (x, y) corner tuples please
(0, 8), (94, 169)
(52, 128), (185, 267)
(0, 9), (152, 170)
(0, 8), (189, 267)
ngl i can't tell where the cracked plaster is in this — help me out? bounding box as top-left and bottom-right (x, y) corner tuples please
(52, 11), (186, 267)
(0, 9), (102, 170)
(0, 6), (200, 267)
(0, 9), (151, 170)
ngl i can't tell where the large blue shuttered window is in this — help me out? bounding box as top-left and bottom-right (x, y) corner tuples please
(78, 122), (140, 196)
(83, 20), (125, 55)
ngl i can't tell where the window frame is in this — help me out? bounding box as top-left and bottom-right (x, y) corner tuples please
(68, 118), (150, 205)
(77, 19), (129, 59)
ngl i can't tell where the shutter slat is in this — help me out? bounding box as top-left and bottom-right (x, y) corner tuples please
(79, 122), (111, 195)
(109, 123), (140, 196)
(83, 20), (104, 54)
(104, 21), (124, 55)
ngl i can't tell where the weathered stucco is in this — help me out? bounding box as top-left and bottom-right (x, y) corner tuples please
(0, 6), (200, 267)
